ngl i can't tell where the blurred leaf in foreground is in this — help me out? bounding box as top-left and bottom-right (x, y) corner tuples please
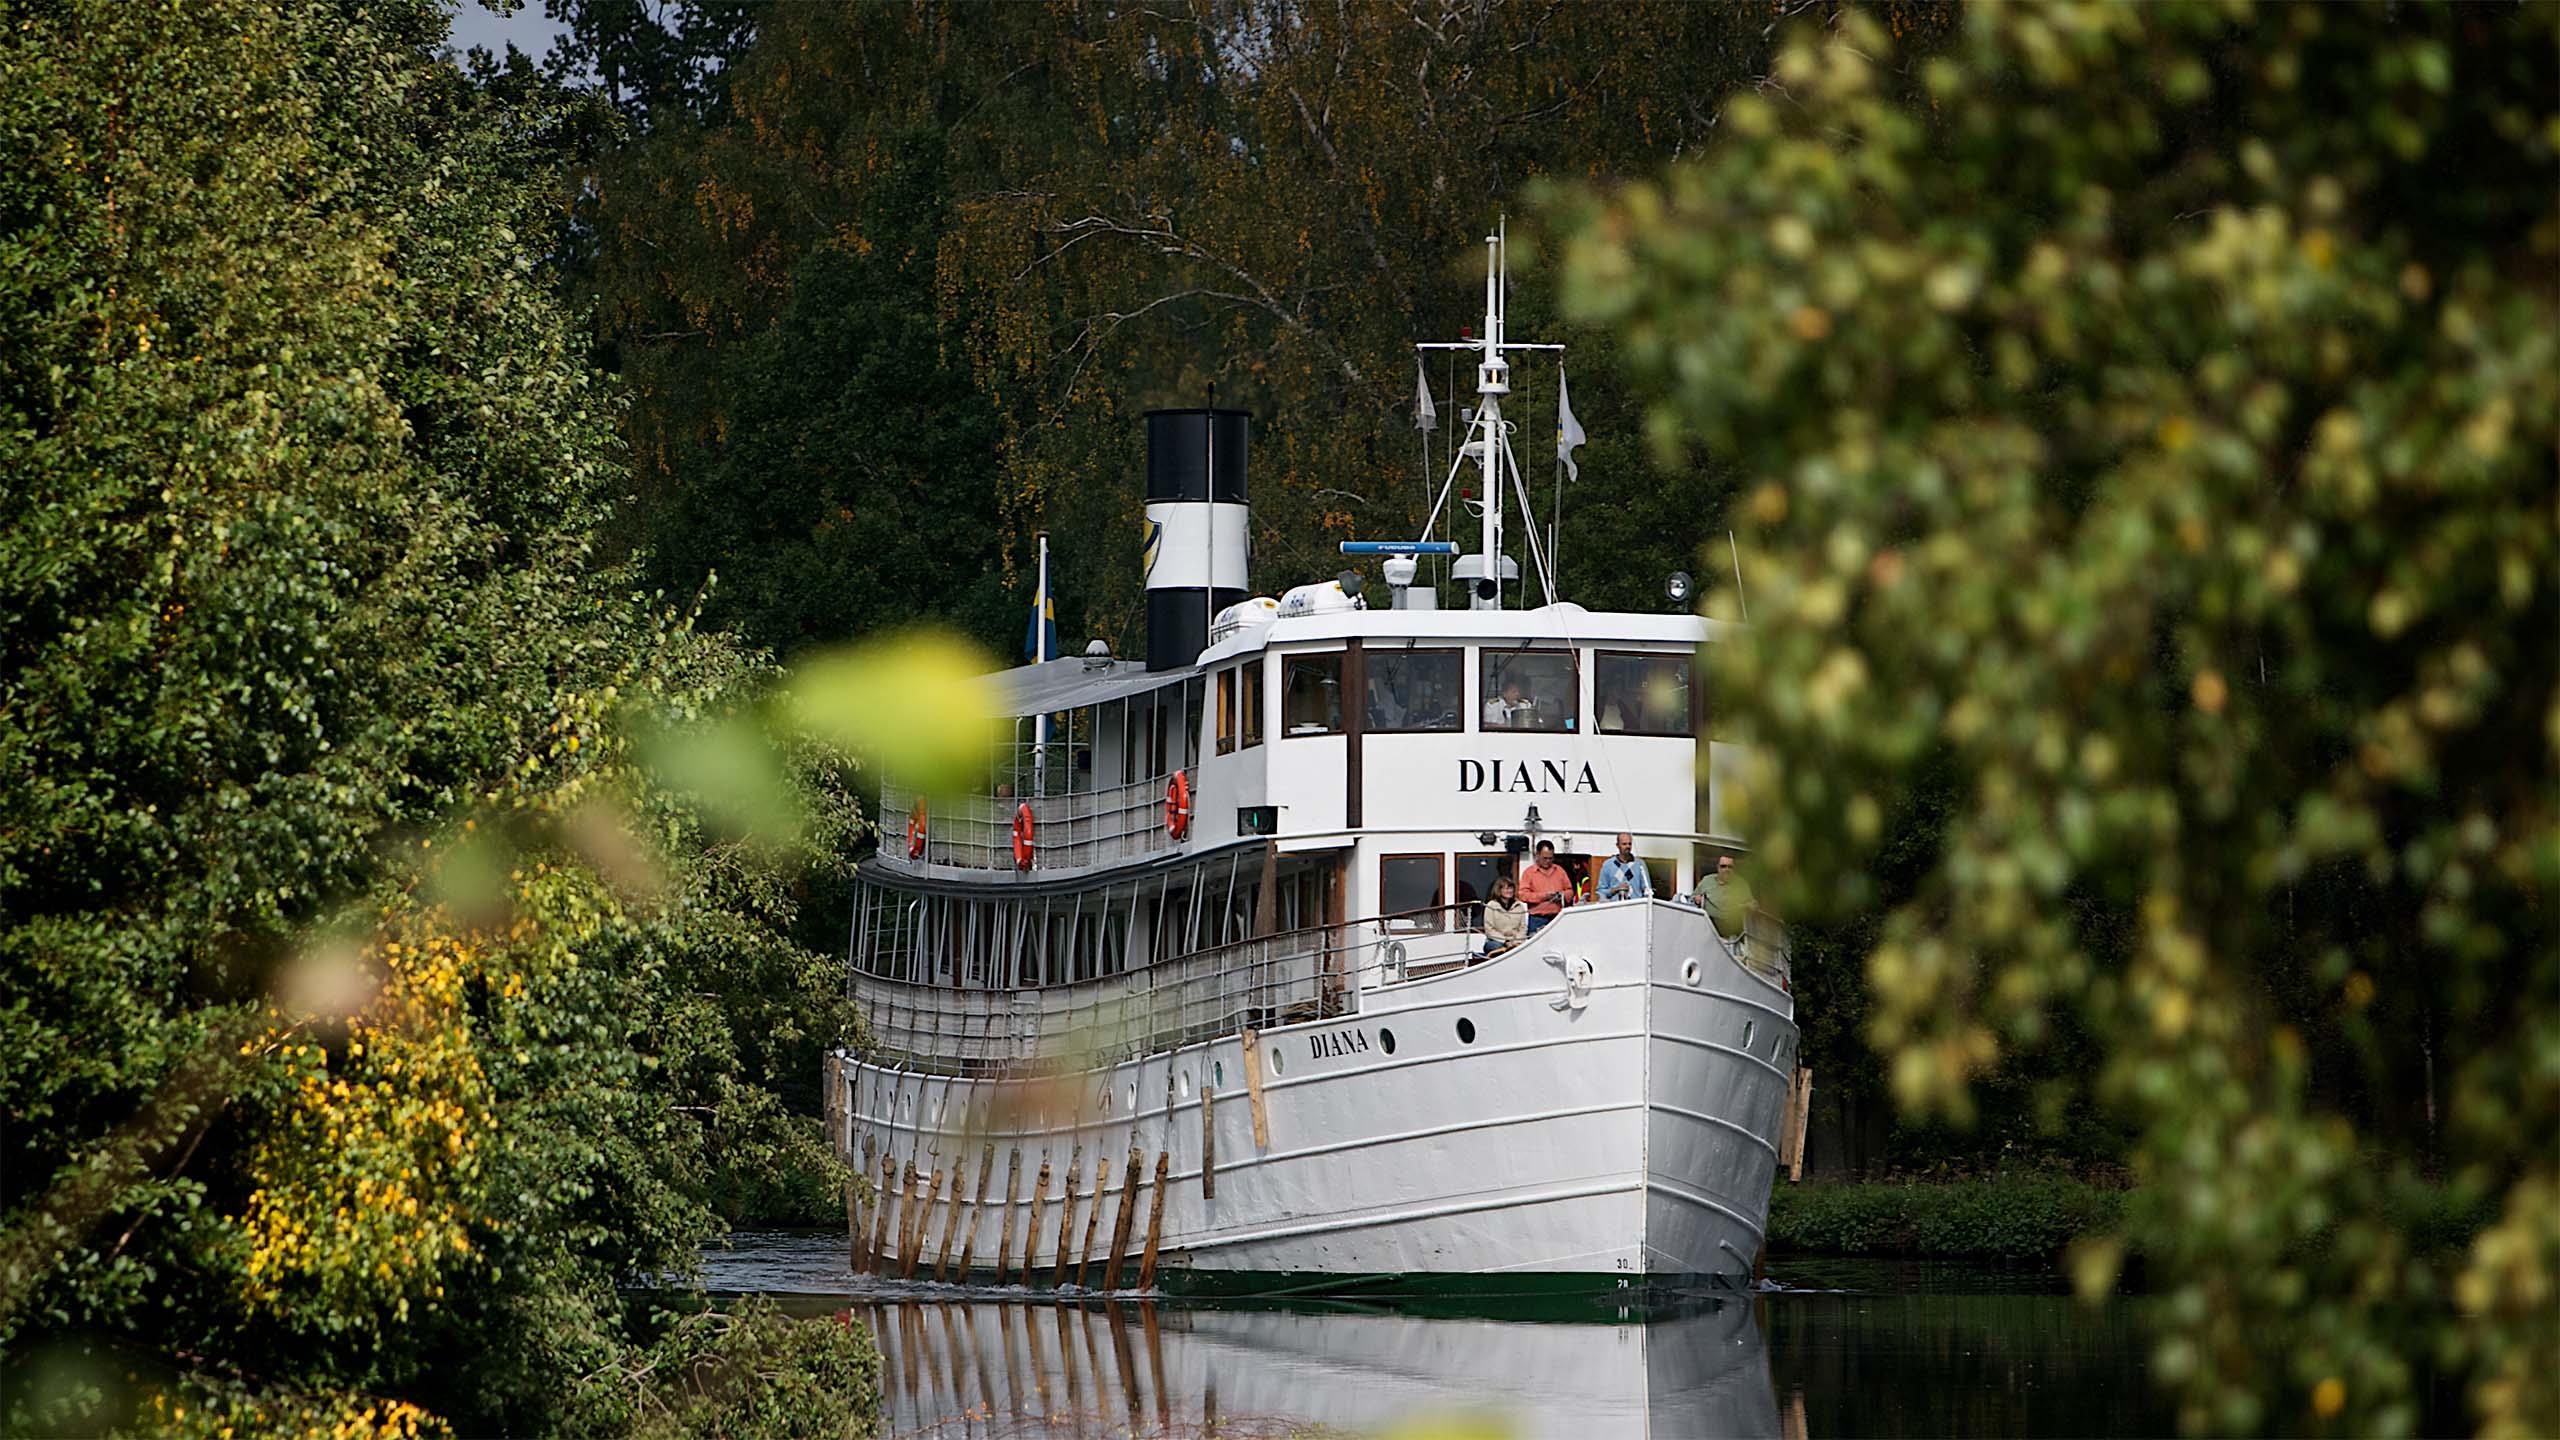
(784, 630), (1002, 796)
(1550, 3), (2554, 1435)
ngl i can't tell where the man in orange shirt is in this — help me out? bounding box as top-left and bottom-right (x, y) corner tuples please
(1517, 840), (1576, 935)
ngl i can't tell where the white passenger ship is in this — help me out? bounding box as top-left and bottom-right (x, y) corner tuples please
(827, 230), (1797, 1297)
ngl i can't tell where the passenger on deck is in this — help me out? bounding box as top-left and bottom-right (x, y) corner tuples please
(1517, 841), (1576, 934)
(1598, 833), (1652, 900)
(1477, 875), (1528, 958)
(1598, 684), (1630, 732)
(1698, 852), (1755, 941)
(1367, 672), (1409, 729)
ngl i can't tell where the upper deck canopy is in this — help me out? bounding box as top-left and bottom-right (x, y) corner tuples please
(985, 604), (1720, 717)
(988, 656), (1163, 719)
(1194, 601), (1718, 667)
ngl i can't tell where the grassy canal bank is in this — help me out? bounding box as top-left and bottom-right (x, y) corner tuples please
(1766, 1175), (2502, 1268)
(1766, 1176), (2123, 1263)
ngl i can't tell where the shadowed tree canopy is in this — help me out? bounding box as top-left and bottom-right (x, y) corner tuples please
(580, 1), (1929, 659)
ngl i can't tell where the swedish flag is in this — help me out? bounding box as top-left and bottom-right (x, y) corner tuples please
(1024, 536), (1059, 662)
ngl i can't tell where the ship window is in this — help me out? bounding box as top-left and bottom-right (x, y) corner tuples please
(1644, 858), (1677, 900)
(1182, 675), (1205, 769)
(1240, 659), (1264, 749)
(1216, 668), (1237, 755)
(1379, 853), (1445, 932)
(1364, 648), (1463, 732)
(1596, 652), (1693, 737)
(1281, 651), (1344, 735)
(1454, 853), (1511, 928)
(1481, 649), (1578, 733)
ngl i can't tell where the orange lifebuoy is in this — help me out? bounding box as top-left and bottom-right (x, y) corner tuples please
(906, 801), (928, 859)
(1011, 802), (1035, 870)
(1164, 770), (1192, 840)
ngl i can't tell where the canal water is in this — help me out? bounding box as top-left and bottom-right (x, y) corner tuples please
(701, 1232), (2171, 1437)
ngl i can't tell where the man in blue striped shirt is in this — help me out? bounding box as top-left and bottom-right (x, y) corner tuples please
(1597, 833), (1652, 901)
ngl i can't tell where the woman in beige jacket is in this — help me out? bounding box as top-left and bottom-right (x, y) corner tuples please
(1478, 875), (1530, 958)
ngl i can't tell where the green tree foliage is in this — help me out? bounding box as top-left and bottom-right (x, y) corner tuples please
(1552, 3), (2555, 1434)
(539, 0), (761, 127)
(0, 0), (876, 1430)
(577, 1), (1870, 659)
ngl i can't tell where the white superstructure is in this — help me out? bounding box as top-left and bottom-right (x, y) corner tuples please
(827, 230), (1796, 1296)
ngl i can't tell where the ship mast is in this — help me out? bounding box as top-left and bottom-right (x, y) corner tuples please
(1341, 220), (1563, 609)
(1405, 219), (1562, 611)
(1474, 225), (1510, 601)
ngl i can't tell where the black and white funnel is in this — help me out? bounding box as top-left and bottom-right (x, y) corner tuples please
(1142, 407), (1249, 671)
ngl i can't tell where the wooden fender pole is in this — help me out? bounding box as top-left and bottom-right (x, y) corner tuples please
(1137, 1149), (1172, 1290)
(868, 1154), (895, 1273)
(1103, 1144), (1143, 1291)
(934, 1155), (965, 1281)
(901, 1162), (930, 1277)
(1791, 1067), (1814, 1184)
(1022, 1154), (1053, 1286)
(1240, 1030), (1270, 1149)
(926, 1166), (947, 1276)
(855, 1168), (875, 1265)
(855, 1133), (878, 1271)
(1075, 1152), (1109, 1289)
(1051, 1143), (1085, 1289)
(995, 1147), (1023, 1284)
(1200, 1086), (1217, 1198)
(957, 1143), (994, 1279)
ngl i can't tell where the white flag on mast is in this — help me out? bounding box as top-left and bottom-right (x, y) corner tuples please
(1556, 364), (1587, 481)
(1413, 357), (1438, 432)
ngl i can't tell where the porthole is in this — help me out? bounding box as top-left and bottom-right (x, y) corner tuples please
(1214, 1060), (1226, 1089)
(934, 1096), (948, 1125)
(1742, 1019), (1756, 1049)
(1178, 1070), (1193, 1099)
(1379, 1028), (1398, 1055)
(1099, 1086), (1112, 1113)
(1681, 957), (1702, 987)
(1456, 1017), (1477, 1045)
(1270, 1046), (1285, 1077)
(1124, 1081), (1138, 1112)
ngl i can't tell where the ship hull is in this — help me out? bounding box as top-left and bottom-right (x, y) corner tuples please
(832, 898), (1795, 1292)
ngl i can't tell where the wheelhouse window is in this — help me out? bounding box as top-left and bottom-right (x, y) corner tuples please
(1480, 649), (1579, 733)
(1216, 668), (1237, 755)
(1365, 648), (1463, 732)
(1281, 651), (1343, 735)
(1240, 658), (1264, 748)
(1379, 853), (1446, 932)
(1596, 651), (1692, 737)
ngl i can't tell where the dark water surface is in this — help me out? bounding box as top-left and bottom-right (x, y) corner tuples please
(700, 1232), (2173, 1438)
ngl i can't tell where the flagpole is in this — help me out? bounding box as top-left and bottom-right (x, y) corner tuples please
(1034, 531), (1050, 797)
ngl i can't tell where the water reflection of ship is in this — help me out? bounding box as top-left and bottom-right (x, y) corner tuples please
(853, 1295), (1779, 1439)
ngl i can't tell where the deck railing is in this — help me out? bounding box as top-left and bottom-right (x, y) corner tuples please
(851, 902), (1492, 1072)
(848, 900), (1791, 1074)
(880, 765), (1190, 875)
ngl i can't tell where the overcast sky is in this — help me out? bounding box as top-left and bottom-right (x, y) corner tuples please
(445, 1), (572, 65)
